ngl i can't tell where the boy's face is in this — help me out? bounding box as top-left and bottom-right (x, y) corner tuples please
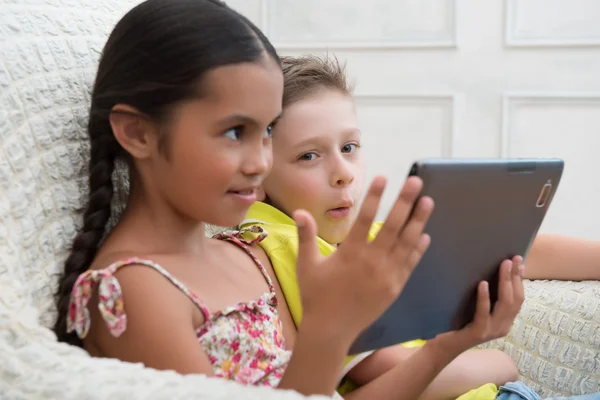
(262, 89), (364, 244)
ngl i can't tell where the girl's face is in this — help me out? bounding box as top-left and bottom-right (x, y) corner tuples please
(262, 89), (365, 245)
(139, 56), (284, 228)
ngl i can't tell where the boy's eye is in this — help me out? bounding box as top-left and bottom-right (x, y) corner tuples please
(299, 152), (317, 161)
(223, 126), (243, 141)
(342, 143), (358, 153)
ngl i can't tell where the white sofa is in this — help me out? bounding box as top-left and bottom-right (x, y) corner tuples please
(0, 0), (598, 398)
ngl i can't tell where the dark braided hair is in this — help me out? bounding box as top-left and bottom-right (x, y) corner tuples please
(53, 0), (280, 346)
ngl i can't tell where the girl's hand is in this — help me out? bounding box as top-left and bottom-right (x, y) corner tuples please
(431, 256), (525, 355)
(293, 176), (434, 342)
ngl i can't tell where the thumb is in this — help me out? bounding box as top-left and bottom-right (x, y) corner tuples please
(294, 209), (319, 272)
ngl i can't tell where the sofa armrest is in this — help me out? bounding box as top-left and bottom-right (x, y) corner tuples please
(477, 279), (600, 398)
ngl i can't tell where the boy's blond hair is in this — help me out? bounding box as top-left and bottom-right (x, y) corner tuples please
(281, 54), (354, 108)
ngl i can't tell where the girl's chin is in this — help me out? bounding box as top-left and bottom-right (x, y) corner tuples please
(203, 209), (250, 231)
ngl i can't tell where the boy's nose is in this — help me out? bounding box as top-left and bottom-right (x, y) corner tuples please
(331, 165), (354, 187)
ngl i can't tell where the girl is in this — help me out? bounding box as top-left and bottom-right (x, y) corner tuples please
(53, 1), (524, 399)
(240, 54), (600, 399)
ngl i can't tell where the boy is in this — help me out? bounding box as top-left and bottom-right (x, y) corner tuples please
(241, 54), (600, 399)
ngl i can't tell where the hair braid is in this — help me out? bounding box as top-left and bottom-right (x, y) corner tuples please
(54, 132), (117, 346)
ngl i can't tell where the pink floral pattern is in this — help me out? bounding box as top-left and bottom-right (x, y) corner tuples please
(67, 226), (291, 387)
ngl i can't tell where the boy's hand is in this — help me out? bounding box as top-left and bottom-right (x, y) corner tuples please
(432, 256), (525, 354)
(294, 176), (434, 342)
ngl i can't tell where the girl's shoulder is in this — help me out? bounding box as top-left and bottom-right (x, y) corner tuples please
(88, 251), (192, 290)
(211, 225), (272, 261)
(73, 250), (212, 371)
(84, 250), (205, 312)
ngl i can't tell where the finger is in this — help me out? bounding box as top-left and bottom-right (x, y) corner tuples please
(404, 233), (431, 271)
(371, 176), (424, 250)
(512, 256), (525, 306)
(294, 209), (319, 275)
(390, 196), (434, 261)
(491, 260), (514, 318)
(472, 281), (491, 328)
(345, 176), (387, 244)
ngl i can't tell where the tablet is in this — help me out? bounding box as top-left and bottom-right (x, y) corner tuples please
(348, 158), (564, 355)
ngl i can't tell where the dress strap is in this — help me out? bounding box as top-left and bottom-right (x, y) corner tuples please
(66, 257), (211, 339)
(213, 226), (277, 307)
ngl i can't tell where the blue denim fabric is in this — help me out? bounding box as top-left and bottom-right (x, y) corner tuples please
(497, 381), (542, 400)
(497, 382), (600, 400)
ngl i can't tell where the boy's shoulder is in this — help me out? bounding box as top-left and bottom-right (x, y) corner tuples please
(242, 220), (384, 257)
(242, 219), (384, 237)
(247, 221), (299, 247)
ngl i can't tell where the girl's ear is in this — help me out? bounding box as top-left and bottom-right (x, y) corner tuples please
(109, 104), (160, 159)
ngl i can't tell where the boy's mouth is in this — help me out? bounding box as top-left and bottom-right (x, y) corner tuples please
(327, 206), (352, 220)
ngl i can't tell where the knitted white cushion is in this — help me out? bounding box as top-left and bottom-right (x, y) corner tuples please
(477, 279), (600, 397)
(0, 0), (134, 328)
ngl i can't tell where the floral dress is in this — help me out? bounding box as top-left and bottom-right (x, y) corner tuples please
(67, 227), (292, 387)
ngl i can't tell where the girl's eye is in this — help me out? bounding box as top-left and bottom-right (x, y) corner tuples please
(264, 124), (273, 138)
(342, 143), (358, 153)
(299, 152), (317, 161)
(223, 127), (243, 141)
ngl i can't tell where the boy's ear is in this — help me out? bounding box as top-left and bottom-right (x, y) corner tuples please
(109, 104), (159, 159)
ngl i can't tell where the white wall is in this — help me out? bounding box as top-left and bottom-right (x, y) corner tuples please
(228, 0), (600, 240)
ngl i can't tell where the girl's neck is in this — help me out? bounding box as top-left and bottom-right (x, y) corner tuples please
(118, 180), (208, 256)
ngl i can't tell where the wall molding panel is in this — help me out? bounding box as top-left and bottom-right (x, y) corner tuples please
(262, 0), (457, 50)
(354, 93), (459, 157)
(501, 92), (600, 156)
(505, 0), (600, 47)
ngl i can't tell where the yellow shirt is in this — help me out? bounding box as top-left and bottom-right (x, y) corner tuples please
(240, 202), (497, 400)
